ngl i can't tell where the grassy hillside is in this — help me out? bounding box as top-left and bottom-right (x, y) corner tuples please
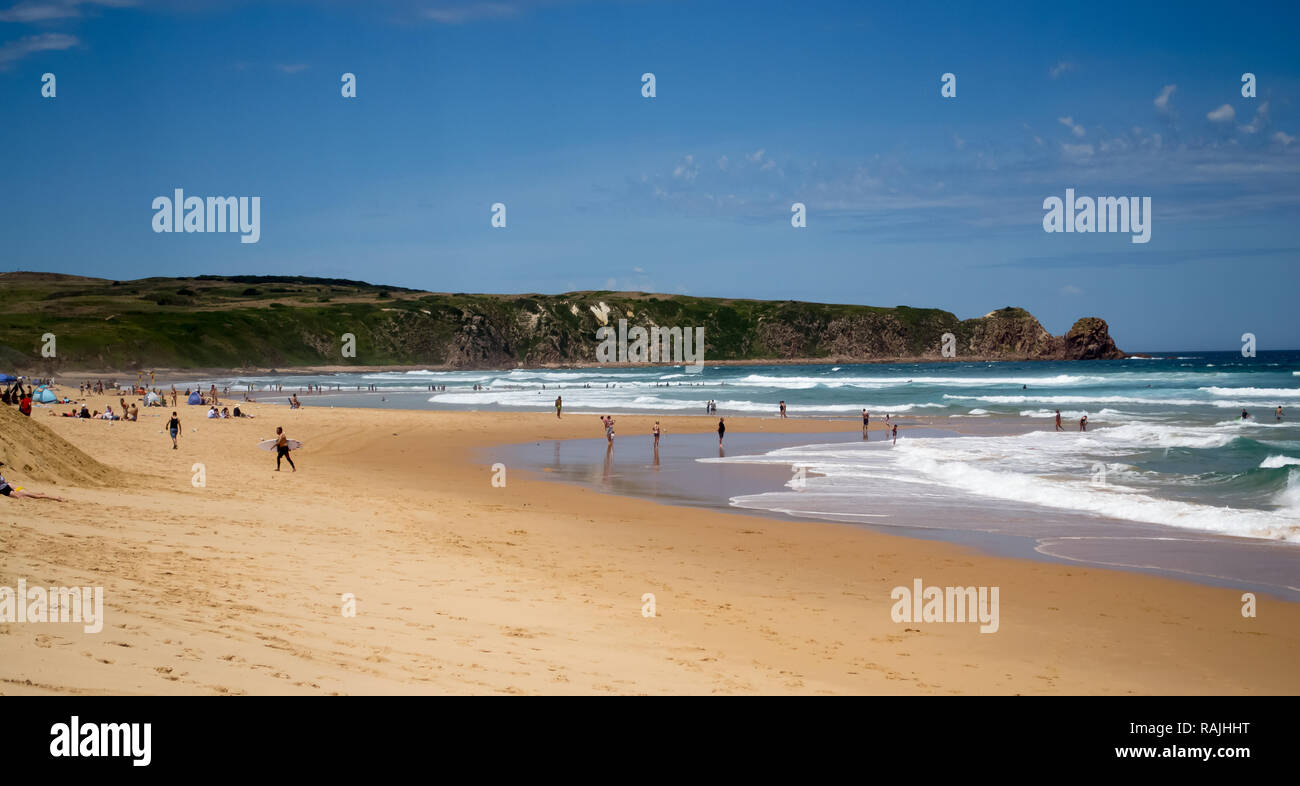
(0, 272), (1123, 371)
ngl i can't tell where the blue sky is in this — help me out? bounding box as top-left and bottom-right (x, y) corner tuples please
(1, 0), (1297, 351)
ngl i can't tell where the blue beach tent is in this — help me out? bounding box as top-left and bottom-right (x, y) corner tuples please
(187, 391), (202, 405)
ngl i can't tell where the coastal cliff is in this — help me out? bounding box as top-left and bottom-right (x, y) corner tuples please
(0, 273), (1125, 370)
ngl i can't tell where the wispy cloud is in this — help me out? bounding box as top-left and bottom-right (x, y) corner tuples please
(422, 1), (524, 24)
(1049, 61), (1074, 79)
(1154, 84), (1176, 114)
(0, 0), (135, 24)
(1057, 116), (1086, 137)
(0, 31), (76, 67)
(276, 63), (309, 74)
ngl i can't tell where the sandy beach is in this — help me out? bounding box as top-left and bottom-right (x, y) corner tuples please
(1, 386), (1297, 695)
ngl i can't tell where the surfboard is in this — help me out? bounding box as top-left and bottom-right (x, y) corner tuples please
(257, 438), (303, 452)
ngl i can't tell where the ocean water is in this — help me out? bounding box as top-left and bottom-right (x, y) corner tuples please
(210, 350), (1300, 546)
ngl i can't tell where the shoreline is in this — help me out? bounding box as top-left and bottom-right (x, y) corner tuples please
(38, 354), (1153, 380)
(3, 390), (1297, 694)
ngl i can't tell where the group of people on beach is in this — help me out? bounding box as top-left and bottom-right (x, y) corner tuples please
(860, 409), (898, 444)
(1053, 410), (1088, 431)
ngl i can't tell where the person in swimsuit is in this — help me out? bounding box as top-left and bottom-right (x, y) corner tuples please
(779, 400), (787, 418)
(1055, 410), (1063, 431)
(1278, 406), (1284, 422)
(167, 411), (181, 449)
(1079, 414), (1088, 431)
(555, 396), (562, 419)
(892, 423), (898, 445)
(717, 417), (725, 445)
(275, 427), (296, 472)
(862, 409), (869, 438)
(652, 421), (661, 447)
(0, 465), (63, 502)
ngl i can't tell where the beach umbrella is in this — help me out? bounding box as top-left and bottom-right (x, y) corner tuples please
(0, 374), (15, 383)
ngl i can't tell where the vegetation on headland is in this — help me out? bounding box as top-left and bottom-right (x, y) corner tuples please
(0, 272), (1125, 371)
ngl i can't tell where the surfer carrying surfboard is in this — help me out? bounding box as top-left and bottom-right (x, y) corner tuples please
(274, 427), (296, 472)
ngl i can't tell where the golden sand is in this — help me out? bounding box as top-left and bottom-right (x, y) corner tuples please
(1, 388), (1296, 694)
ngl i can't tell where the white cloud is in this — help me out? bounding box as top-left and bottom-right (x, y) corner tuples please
(1154, 84), (1177, 113)
(0, 32), (77, 67)
(745, 149), (765, 163)
(1207, 104), (1235, 123)
(1061, 284), (1083, 295)
(1049, 61), (1074, 79)
(1057, 116), (1086, 137)
(276, 63), (309, 74)
(1273, 131), (1295, 146)
(952, 133), (965, 150)
(1061, 143), (1094, 158)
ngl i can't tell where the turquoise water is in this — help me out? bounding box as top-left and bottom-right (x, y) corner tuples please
(206, 350), (1300, 544)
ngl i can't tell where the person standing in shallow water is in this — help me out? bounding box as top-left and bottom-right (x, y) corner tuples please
(555, 396), (562, 419)
(1055, 410), (1063, 432)
(717, 417), (725, 445)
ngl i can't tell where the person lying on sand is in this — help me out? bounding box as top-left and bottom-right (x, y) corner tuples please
(0, 465), (63, 502)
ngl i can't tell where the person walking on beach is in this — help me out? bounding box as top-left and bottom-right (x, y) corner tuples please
(862, 409), (869, 438)
(274, 427), (296, 472)
(170, 386), (178, 407)
(1055, 410), (1063, 431)
(555, 396), (562, 419)
(0, 465), (64, 502)
(717, 417), (726, 445)
(167, 411), (182, 449)
(779, 400), (787, 418)
(602, 415), (615, 444)
(652, 421), (661, 447)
